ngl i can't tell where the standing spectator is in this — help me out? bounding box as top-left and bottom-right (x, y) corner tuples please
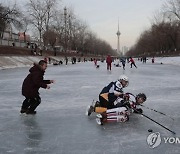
(152, 57), (155, 63)
(106, 55), (112, 71)
(72, 57), (76, 64)
(94, 58), (97, 66)
(78, 57), (81, 62)
(44, 57), (48, 63)
(39, 45), (43, 56)
(143, 57), (147, 63)
(129, 57), (137, 68)
(65, 56), (68, 65)
(26, 42), (30, 48)
(34, 43), (38, 55)
(30, 43), (34, 55)
(48, 57), (51, 64)
(20, 60), (54, 114)
(120, 57), (126, 70)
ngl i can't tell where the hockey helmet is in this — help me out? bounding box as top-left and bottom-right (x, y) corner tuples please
(118, 75), (129, 87)
(136, 93), (147, 102)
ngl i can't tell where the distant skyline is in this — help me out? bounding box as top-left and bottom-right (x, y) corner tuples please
(5, 0), (164, 49)
(62, 0), (164, 49)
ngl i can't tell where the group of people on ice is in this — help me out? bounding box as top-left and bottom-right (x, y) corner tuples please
(20, 59), (146, 127)
(19, 59), (176, 134)
(86, 75), (147, 125)
(106, 55), (137, 71)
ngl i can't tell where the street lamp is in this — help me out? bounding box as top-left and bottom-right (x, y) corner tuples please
(64, 7), (67, 52)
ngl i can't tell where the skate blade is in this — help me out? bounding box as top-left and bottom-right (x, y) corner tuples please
(96, 118), (103, 125)
(85, 105), (91, 116)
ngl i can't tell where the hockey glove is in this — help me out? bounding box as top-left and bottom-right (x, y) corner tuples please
(133, 108), (143, 114)
(123, 93), (130, 101)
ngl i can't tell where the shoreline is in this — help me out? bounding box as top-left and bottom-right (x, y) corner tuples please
(1, 56), (180, 70)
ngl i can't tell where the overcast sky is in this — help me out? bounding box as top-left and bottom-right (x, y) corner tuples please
(3, 0), (164, 49)
(62, 0), (165, 49)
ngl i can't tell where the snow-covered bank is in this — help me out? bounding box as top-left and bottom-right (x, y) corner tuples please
(0, 56), (64, 70)
(0, 56), (180, 70)
(154, 56), (180, 66)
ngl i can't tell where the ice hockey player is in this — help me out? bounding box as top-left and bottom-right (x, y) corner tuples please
(96, 93), (147, 125)
(86, 75), (129, 116)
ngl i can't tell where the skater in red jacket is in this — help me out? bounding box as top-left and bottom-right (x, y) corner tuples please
(129, 57), (137, 68)
(106, 55), (112, 70)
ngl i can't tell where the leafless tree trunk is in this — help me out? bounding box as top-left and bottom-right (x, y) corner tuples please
(26, 0), (58, 46)
(163, 0), (180, 21)
(0, 3), (23, 32)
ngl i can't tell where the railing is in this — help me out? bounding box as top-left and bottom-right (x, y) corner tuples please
(0, 38), (26, 48)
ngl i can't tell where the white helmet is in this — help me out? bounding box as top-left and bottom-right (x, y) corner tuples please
(118, 75), (129, 87)
(119, 75), (129, 82)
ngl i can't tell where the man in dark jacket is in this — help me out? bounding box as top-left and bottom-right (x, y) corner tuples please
(21, 60), (54, 114)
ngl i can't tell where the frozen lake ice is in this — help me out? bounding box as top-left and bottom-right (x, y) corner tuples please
(0, 59), (180, 154)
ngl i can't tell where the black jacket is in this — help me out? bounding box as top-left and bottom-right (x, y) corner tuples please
(22, 64), (50, 98)
(100, 81), (123, 104)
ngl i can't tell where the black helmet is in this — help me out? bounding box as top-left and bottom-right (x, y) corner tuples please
(136, 93), (147, 102)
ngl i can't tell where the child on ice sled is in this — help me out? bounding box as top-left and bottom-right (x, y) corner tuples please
(96, 93), (147, 125)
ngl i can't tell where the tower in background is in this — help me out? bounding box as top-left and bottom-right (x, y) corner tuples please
(116, 20), (121, 55)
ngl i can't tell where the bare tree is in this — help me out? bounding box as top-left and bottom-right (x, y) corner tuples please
(35, 3), (114, 55)
(26, 0), (58, 45)
(44, 0), (58, 31)
(0, 3), (22, 33)
(43, 29), (57, 47)
(126, 0), (180, 57)
(163, 0), (180, 21)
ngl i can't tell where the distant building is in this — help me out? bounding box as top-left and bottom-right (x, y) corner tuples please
(2, 31), (19, 41)
(121, 46), (129, 55)
(18, 32), (30, 42)
(0, 24), (31, 47)
(1, 31), (30, 42)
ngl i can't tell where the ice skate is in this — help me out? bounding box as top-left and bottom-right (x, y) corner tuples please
(86, 105), (94, 116)
(96, 113), (103, 119)
(96, 117), (103, 125)
(96, 113), (104, 125)
(26, 110), (37, 114)
(20, 109), (27, 114)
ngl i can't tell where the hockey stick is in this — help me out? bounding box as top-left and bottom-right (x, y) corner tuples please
(133, 108), (176, 134)
(140, 105), (174, 121)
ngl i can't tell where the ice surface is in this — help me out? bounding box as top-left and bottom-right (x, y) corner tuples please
(0, 58), (180, 153)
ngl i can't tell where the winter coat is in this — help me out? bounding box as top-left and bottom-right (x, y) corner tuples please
(129, 58), (135, 63)
(22, 64), (51, 98)
(106, 55), (112, 64)
(100, 81), (123, 104)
